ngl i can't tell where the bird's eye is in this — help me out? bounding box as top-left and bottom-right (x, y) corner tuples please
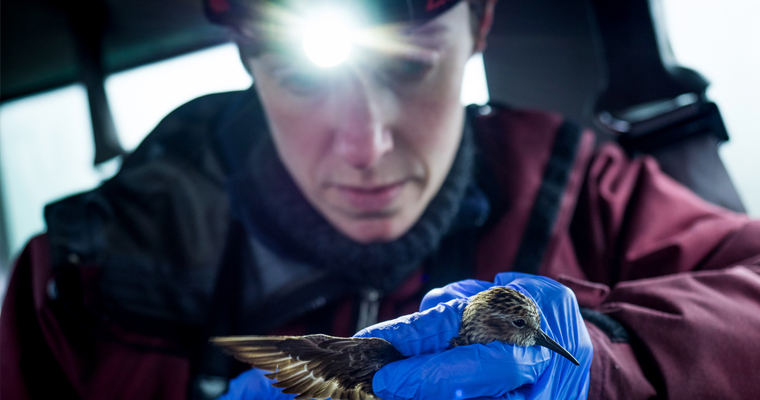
(512, 319), (526, 328)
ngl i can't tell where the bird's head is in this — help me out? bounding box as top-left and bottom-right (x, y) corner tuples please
(457, 286), (579, 365)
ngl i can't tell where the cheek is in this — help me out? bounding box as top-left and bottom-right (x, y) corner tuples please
(408, 38), (470, 131)
(257, 90), (329, 190)
(249, 62), (329, 175)
(399, 61), (467, 173)
(405, 104), (462, 176)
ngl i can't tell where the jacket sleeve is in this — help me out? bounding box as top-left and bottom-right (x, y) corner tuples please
(571, 142), (760, 285)
(0, 235), (80, 399)
(565, 143), (760, 400)
(0, 235), (192, 400)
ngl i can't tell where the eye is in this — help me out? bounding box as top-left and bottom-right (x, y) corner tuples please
(384, 58), (432, 80)
(512, 319), (526, 328)
(279, 71), (327, 96)
(372, 55), (435, 85)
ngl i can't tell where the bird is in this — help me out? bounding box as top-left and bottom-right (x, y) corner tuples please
(211, 286), (579, 400)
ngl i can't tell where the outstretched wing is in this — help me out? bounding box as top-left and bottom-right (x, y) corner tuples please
(211, 334), (406, 400)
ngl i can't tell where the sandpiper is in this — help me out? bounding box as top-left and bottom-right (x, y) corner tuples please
(213, 286), (579, 400)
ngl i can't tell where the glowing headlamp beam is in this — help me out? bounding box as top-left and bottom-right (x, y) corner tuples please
(301, 9), (356, 68)
(254, 4), (438, 69)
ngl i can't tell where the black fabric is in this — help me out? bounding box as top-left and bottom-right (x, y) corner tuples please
(210, 88), (268, 175)
(188, 221), (249, 400)
(580, 307), (630, 343)
(512, 119), (583, 274)
(44, 92), (242, 336)
(618, 102), (729, 154)
(424, 108), (494, 292)
(424, 225), (479, 293)
(193, 221), (252, 377)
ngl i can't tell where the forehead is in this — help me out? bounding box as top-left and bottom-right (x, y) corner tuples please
(485, 287), (539, 317)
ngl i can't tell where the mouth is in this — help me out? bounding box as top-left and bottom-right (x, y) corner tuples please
(332, 181), (408, 214)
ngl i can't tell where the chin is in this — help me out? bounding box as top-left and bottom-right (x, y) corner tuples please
(338, 217), (415, 244)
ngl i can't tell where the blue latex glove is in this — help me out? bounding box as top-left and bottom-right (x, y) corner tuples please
(354, 272), (593, 400)
(218, 368), (296, 400)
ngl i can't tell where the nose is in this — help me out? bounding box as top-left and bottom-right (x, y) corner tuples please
(330, 71), (394, 170)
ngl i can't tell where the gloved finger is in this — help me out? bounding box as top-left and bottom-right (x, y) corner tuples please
(354, 297), (468, 356)
(493, 272), (546, 287)
(218, 368), (297, 400)
(499, 275), (582, 318)
(419, 273), (568, 314)
(419, 279), (494, 311)
(419, 272), (556, 312)
(373, 341), (552, 400)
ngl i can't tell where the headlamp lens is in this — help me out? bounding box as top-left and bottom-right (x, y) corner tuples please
(301, 9), (356, 67)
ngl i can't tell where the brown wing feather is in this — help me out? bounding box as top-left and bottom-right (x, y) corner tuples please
(211, 335), (406, 400)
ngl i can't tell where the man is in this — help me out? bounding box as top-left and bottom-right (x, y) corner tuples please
(3, 0), (760, 399)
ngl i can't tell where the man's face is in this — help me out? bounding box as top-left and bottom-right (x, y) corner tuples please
(243, 2), (476, 243)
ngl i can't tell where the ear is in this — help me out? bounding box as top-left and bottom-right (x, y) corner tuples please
(473, 0), (498, 53)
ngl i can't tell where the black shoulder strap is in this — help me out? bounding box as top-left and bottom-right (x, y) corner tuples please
(188, 220), (252, 400)
(512, 119), (583, 275)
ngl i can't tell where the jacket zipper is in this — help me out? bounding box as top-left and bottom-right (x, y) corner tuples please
(356, 288), (382, 332)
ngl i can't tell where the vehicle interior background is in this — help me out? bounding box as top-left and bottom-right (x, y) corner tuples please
(1, 0), (758, 295)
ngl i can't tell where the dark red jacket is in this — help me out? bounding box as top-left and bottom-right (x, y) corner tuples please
(3, 90), (760, 399)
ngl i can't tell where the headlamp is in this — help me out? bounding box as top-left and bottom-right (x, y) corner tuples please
(205, 0), (465, 68)
(300, 8), (357, 67)
(205, 0), (465, 50)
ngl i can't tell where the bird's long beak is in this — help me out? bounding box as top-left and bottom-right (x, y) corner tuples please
(534, 330), (579, 365)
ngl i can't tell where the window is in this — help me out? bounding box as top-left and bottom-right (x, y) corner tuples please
(0, 85), (109, 260)
(462, 53), (490, 106)
(0, 44), (254, 260)
(106, 43), (253, 151)
(663, 0), (760, 215)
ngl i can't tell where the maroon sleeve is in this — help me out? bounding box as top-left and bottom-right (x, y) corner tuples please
(602, 266), (760, 399)
(0, 235), (77, 399)
(572, 143), (760, 285)
(564, 144), (760, 399)
(0, 235), (192, 399)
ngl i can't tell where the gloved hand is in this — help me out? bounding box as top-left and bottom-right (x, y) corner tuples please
(218, 368), (296, 400)
(354, 272), (593, 399)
